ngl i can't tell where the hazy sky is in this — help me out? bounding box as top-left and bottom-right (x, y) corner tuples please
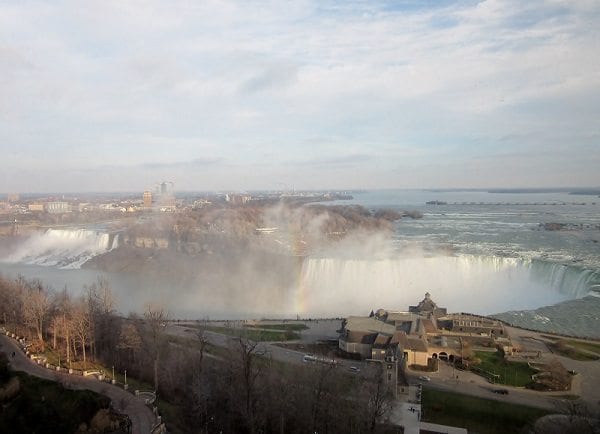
(1, 0), (599, 192)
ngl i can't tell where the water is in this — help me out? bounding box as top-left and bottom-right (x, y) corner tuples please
(0, 262), (185, 317)
(4, 228), (119, 269)
(297, 255), (570, 315)
(338, 190), (600, 270)
(1, 189), (599, 335)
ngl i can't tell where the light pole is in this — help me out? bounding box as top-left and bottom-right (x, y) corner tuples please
(124, 369), (127, 385)
(112, 365), (115, 382)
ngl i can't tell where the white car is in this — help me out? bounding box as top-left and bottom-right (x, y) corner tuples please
(418, 375), (431, 382)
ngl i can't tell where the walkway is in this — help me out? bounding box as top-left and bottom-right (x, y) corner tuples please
(0, 334), (156, 434)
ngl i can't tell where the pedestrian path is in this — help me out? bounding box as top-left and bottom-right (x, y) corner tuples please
(0, 332), (159, 434)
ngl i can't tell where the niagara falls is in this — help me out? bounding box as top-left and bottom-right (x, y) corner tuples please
(1, 190), (598, 338)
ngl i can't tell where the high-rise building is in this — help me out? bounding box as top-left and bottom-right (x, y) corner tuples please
(153, 181), (176, 211)
(46, 202), (71, 214)
(143, 191), (153, 208)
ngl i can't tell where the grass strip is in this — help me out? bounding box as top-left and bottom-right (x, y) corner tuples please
(421, 389), (549, 434)
(244, 323), (309, 331)
(473, 351), (536, 386)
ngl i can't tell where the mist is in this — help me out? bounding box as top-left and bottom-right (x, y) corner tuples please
(1, 202), (593, 320)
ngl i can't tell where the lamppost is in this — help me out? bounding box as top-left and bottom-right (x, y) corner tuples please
(124, 369), (128, 389)
(112, 365), (115, 384)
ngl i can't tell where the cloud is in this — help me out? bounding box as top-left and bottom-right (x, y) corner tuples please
(238, 63), (299, 94)
(139, 158), (224, 170)
(293, 154), (375, 167)
(0, 0), (599, 191)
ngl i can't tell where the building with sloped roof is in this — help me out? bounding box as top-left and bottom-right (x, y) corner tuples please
(339, 306), (435, 368)
(409, 292), (447, 319)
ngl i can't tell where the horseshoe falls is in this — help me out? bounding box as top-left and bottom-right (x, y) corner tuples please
(297, 255), (599, 317)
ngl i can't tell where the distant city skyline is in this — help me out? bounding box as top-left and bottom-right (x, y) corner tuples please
(1, 1), (599, 193)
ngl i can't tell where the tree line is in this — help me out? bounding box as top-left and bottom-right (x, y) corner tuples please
(0, 274), (395, 433)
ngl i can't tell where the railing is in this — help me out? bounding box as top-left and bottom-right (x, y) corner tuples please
(1, 330), (166, 432)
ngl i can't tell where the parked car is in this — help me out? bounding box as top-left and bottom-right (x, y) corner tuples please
(349, 366), (360, 373)
(492, 389), (509, 395)
(418, 375), (430, 382)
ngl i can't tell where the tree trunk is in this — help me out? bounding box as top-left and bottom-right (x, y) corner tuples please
(154, 356), (159, 392)
(66, 322), (70, 364)
(82, 337), (87, 368)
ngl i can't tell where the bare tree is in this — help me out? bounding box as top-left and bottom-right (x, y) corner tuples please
(0, 276), (24, 334)
(117, 322), (143, 365)
(144, 303), (169, 393)
(232, 337), (265, 434)
(83, 278), (114, 360)
(362, 363), (394, 433)
(50, 288), (74, 366)
(21, 280), (50, 348)
(91, 277), (115, 315)
(72, 298), (92, 368)
(533, 400), (599, 434)
(309, 361), (336, 433)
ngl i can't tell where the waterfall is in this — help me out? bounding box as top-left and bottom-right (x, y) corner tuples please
(3, 228), (119, 269)
(529, 259), (600, 299)
(296, 254), (598, 316)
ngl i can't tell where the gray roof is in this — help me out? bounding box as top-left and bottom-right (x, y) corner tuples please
(345, 316), (396, 335)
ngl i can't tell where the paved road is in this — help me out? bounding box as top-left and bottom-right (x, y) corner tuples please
(0, 334), (156, 434)
(402, 325), (600, 411)
(168, 321), (599, 412)
(166, 323), (362, 371)
(504, 325), (600, 409)
(407, 362), (561, 410)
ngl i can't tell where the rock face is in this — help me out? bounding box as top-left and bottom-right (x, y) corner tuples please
(84, 203), (412, 273)
(542, 222), (566, 231)
(541, 222), (600, 231)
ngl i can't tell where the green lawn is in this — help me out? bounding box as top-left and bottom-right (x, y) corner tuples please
(204, 326), (300, 341)
(548, 341), (600, 361)
(41, 347), (108, 372)
(421, 389), (549, 434)
(566, 340), (600, 354)
(244, 323), (309, 331)
(0, 371), (117, 433)
(472, 351), (536, 386)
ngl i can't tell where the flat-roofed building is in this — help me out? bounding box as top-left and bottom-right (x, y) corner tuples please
(46, 202), (71, 214)
(28, 203), (45, 212)
(437, 314), (504, 336)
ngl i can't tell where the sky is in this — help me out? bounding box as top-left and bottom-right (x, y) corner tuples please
(1, 0), (599, 193)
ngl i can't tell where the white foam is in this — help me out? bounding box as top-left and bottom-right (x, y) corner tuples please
(3, 228), (118, 269)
